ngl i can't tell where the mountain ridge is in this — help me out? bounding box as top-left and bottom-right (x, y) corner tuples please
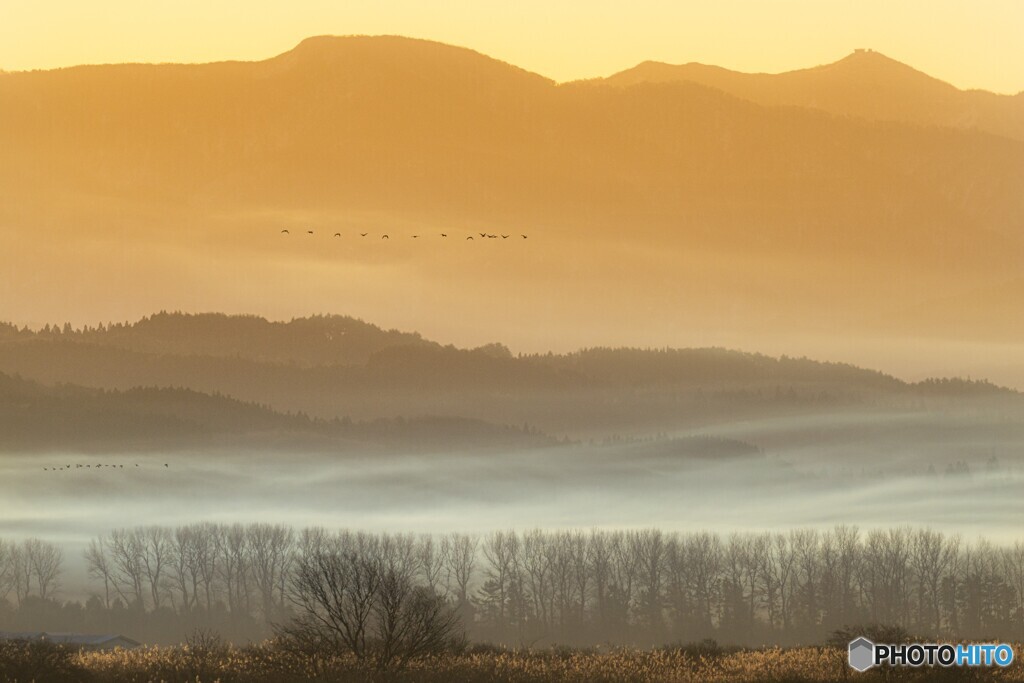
(6, 38), (1015, 96)
(604, 48), (1024, 140)
(2, 36), (1022, 352)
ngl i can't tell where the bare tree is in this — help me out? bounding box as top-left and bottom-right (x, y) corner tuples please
(286, 533), (459, 670)
(664, 533), (690, 637)
(831, 525), (860, 629)
(568, 531), (590, 627)
(442, 533), (477, 626)
(479, 530), (518, 625)
(791, 528), (821, 629)
(769, 532), (796, 632)
(634, 529), (665, 632)
(9, 542), (32, 606)
(195, 522), (221, 612)
(84, 538), (114, 609)
(909, 528), (947, 634)
(588, 530), (612, 627)
(170, 524), (208, 614)
(417, 534), (443, 594)
(140, 526), (172, 610)
(218, 523), (251, 616)
(0, 539), (13, 603)
(374, 559), (461, 670)
(108, 528), (145, 609)
(26, 539), (62, 601)
(747, 533), (771, 628)
(520, 529), (552, 629)
(722, 533), (755, 636)
(287, 543), (380, 662)
(609, 530), (640, 628)
(249, 523), (295, 620)
(685, 532), (721, 632)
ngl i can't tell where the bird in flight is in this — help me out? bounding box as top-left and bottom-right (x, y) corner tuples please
(501, 235), (510, 239)
(307, 230), (314, 235)
(411, 235), (419, 239)
(334, 232), (341, 237)
(466, 236), (474, 240)
(521, 234), (528, 239)
(441, 233), (447, 238)
(479, 232), (487, 238)
(281, 229), (290, 235)
(360, 232), (368, 237)
(382, 234), (389, 239)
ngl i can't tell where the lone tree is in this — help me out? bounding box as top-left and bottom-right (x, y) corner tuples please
(283, 533), (462, 670)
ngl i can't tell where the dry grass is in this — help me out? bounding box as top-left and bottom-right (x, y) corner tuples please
(46, 643), (1016, 682)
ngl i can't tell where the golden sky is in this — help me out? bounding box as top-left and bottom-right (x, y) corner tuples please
(1, 0), (1022, 93)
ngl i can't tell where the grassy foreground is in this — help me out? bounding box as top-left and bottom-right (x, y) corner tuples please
(5, 642), (1024, 683)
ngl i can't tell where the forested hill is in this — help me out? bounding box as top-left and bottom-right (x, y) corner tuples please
(0, 312), (435, 366)
(0, 314), (1016, 437)
(0, 371), (550, 453)
(0, 312), (1010, 392)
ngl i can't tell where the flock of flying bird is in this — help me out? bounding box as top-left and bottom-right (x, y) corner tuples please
(280, 230), (528, 241)
(35, 231), (523, 476)
(42, 463), (170, 471)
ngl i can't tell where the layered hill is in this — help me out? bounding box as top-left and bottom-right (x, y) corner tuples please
(0, 36), (1021, 351)
(0, 367), (549, 453)
(0, 313), (1018, 438)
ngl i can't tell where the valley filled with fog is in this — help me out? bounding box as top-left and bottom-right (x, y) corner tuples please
(4, 401), (1023, 605)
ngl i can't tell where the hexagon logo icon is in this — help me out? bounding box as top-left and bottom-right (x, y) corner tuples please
(848, 637), (875, 672)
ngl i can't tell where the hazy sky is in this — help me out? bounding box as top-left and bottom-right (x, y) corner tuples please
(1, 0), (1022, 93)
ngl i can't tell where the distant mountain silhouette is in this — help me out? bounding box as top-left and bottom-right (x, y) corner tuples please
(1, 36), (1022, 346)
(605, 49), (1024, 141)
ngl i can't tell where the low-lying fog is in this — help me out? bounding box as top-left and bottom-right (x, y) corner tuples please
(1, 404), (1019, 605)
(2, 410), (1020, 559)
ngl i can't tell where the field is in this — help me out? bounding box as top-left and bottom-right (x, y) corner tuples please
(2, 640), (1021, 683)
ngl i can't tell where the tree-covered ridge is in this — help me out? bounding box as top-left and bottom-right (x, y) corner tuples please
(1, 313), (1010, 395)
(0, 313), (1017, 439)
(0, 372), (552, 452)
(0, 312), (434, 367)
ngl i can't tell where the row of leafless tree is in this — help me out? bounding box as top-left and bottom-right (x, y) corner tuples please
(0, 538), (63, 605)
(83, 523), (294, 620)
(470, 527), (980, 644)
(7, 524), (1024, 645)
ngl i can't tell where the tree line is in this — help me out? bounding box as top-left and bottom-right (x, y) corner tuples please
(2, 525), (1024, 646)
